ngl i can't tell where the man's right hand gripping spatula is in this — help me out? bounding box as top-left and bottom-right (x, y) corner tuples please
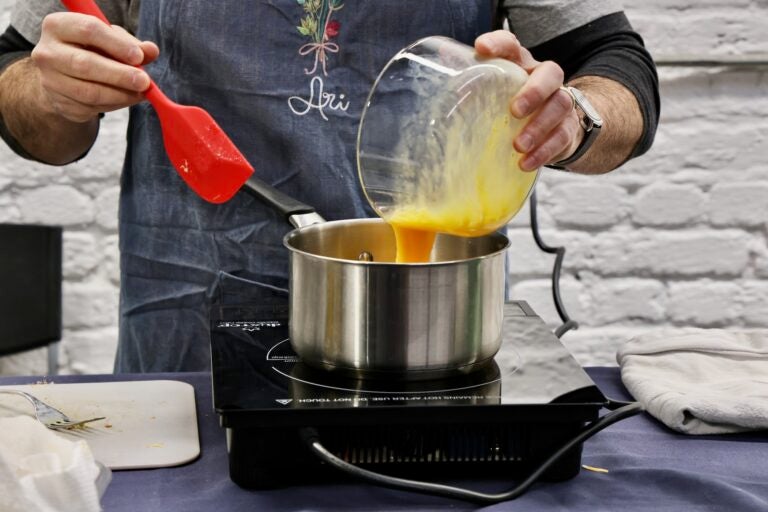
(61, 0), (254, 204)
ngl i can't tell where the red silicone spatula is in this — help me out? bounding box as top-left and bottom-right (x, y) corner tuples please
(61, 0), (254, 204)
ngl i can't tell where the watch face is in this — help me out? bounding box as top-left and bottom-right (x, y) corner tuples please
(571, 88), (603, 126)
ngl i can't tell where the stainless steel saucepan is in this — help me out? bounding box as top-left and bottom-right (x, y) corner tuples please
(243, 176), (509, 379)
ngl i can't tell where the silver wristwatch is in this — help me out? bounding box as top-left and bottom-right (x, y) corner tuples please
(548, 86), (603, 169)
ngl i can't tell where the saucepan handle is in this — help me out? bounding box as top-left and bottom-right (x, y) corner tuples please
(243, 175), (325, 229)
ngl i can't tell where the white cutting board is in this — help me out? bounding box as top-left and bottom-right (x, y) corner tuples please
(0, 380), (200, 470)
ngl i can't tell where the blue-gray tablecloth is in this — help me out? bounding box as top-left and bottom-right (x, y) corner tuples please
(2, 369), (766, 512)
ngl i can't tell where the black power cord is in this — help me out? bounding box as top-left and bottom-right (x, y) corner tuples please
(300, 401), (643, 505)
(529, 190), (578, 338)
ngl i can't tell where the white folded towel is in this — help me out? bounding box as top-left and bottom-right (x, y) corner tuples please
(617, 329), (768, 435)
(0, 416), (111, 512)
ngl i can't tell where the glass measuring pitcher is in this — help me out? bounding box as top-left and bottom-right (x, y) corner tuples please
(357, 36), (538, 238)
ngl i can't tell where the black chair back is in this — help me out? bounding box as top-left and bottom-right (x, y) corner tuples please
(0, 224), (62, 356)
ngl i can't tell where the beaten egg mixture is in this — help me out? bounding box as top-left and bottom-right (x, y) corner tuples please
(383, 112), (537, 263)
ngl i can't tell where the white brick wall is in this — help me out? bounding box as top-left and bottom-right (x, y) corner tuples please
(507, 0), (768, 365)
(1, 1), (767, 375)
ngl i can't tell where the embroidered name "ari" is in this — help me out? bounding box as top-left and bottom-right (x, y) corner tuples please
(288, 76), (351, 121)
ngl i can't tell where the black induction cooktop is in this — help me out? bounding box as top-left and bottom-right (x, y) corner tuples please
(211, 301), (608, 489)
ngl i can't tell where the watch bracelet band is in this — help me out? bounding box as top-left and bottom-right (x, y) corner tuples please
(547, 86), (602, 170)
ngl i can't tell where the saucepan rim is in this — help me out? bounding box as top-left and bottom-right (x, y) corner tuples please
(282, 217), (510, 267)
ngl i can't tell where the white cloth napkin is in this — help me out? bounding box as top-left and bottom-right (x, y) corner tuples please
(0, 416), (111, 512)
(617, 329), (768, 435)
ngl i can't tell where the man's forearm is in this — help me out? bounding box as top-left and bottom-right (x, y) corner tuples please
(566, 75), (644, 175)
(0, 57), (98, 165)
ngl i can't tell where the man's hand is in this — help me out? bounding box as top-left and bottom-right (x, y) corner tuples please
(475, 30), (645, 174)
(475, 30), (581, 171)
(0, 13), (160, 164)
(31, 12), (159, 123)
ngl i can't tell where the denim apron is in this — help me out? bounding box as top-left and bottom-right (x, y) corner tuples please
(115, 0), (495, 372)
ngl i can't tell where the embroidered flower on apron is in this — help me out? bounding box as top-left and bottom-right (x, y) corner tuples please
(296, 0), (344, 76)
